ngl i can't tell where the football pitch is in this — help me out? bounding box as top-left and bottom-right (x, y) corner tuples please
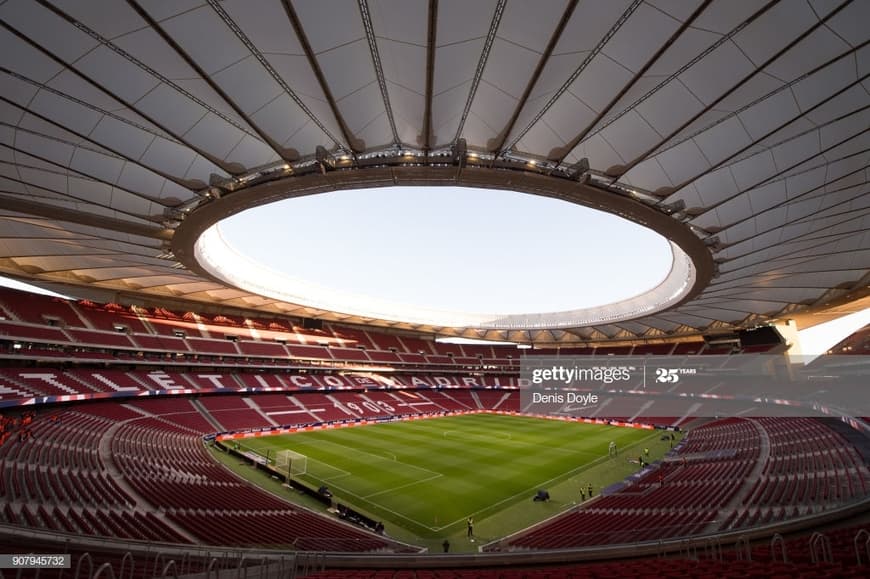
(236, 413), (664, 548)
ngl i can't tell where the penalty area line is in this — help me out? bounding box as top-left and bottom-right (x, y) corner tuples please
(305, 437), (440, 478)
(443, 430), (512, 441)
(363, 473), (444, 499)
(322, 481), (441, 532)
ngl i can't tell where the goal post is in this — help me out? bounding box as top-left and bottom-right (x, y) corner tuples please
(275, 449), (307, 477)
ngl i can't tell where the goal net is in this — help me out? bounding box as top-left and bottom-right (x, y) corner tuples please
(275, 449), (307, 477)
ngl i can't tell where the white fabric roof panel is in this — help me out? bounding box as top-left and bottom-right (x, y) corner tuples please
(370, 0), (427, 145)
(0, 214), (163, 249)
(731, 0), (819, 66)
(600, 2), (688, 73)
(49, 0), (144, 40)
(429, 0), (496, 147)
(0, 0), (865, 342)
(158, 280), (224, 293)
(0, 1), (96, 63)
(159, 6), (252, 77)
(9, 117), (189, 208)
(637, 317), (682, 332)
(465, 1), (567, 144)
(497, 0), (635, 148)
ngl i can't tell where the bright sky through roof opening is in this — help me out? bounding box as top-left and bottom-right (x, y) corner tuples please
(0, 276), (73, 299)
(218, 186), (673, 315)
(797, 308), (870, 361)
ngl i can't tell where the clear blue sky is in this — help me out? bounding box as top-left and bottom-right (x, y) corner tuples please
(218, 186), (673, 315)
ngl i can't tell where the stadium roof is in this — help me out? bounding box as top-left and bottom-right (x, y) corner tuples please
(0, 0), (867, 344)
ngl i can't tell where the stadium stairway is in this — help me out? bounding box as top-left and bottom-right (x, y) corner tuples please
(707, 418), (773, 533)
(190, 397), (227, 431)
(0, 410), (193, 543)
(243, 395), (281, 427)
(93, 408), (201, 543)
(470, 390), (483, 409)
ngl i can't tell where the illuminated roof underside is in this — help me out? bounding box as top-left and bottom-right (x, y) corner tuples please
(0, 0), (867, 343)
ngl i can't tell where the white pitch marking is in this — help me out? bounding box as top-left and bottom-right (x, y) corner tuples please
(363, 473), (443, 499)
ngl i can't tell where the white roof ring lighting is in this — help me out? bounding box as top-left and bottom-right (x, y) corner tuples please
(172, 161), (714, 331)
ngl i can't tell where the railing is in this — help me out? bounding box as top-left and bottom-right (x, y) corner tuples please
(808, 531), (833, 564)
(770, 533), (788, 563)
(855, 529), (870, 566)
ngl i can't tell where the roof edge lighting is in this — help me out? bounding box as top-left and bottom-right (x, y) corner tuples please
(173, 164), (713, 331)
(194, 221), (692, 329)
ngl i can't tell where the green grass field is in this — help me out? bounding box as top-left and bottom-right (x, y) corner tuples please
(235, 413), (667, 551)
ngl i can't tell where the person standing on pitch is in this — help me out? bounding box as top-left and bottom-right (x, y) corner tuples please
(467, 517), (474, 540)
